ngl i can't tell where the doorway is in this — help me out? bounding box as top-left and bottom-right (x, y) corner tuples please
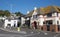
(33, 21), (37, 29)
(44, 20), (53, 31)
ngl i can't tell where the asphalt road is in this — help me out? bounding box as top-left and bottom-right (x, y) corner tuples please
(0, 29), (60, 37)
(0, 29), (26, 37)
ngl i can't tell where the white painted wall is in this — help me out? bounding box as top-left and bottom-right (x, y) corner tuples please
(45, 17), (54, 20)
(58, 13), (60, 17)
(4, 19), (18, 28)
(52, 12), (57, 17)
(21, 17), (25, 26)
(39, 15), (44, 26)
(32, 11), (37, 15)
(30, 7), (38, 25)
(53, 17), (59, 25)
(32, 7), (37, 15)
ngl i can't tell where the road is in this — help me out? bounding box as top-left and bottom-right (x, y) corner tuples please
(0, 29), (60, 37)
(0, 29), (26, 37)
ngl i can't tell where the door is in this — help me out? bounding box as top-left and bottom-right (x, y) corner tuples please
(34, 21), (37, 29)
(46, 20), (53, 31)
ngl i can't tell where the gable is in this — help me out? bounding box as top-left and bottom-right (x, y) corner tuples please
(32, 10), (37, 15)
(27, 10), (34, 17)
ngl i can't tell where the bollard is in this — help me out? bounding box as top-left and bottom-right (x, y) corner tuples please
(17, 27), (20, 31)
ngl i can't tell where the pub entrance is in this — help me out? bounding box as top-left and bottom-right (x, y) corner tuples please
(44, 20), (53, 31)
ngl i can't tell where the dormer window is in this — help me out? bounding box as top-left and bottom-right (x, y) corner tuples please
(47, 13), (52, 17)
(52, 11), (58, 17)
(57, 8), (60, 11)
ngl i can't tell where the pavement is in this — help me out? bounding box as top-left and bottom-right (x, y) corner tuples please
(0, 29), (60, 37)
(0, 27), (60, 37)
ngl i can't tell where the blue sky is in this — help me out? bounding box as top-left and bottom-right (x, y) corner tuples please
(0, 0), (60, 14)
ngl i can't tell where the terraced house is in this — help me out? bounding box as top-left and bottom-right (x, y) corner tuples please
(27, 6), (60, 32)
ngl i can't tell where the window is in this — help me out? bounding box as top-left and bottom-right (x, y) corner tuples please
(46, 20), (53, 25)
(43, 20), (53, 25)
(7, 24), (11, 27)
(33, 15), (37, 19)
(47, 13), (52, 17)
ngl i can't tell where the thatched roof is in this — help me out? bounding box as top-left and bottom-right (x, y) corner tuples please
(27, 6), (60, 17)
(26, 10), (34, 17)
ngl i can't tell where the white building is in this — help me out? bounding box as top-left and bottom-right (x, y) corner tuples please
(4, 18), (19, 28)
(21, 17), (26, 26)
(27, 6), (60, 32)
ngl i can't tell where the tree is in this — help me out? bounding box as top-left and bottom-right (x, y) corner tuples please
(0, 10), (4, 16)
(15, 12), (24, 16)
(4, 10), (11, 17)
(0, 10), (11, 17)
